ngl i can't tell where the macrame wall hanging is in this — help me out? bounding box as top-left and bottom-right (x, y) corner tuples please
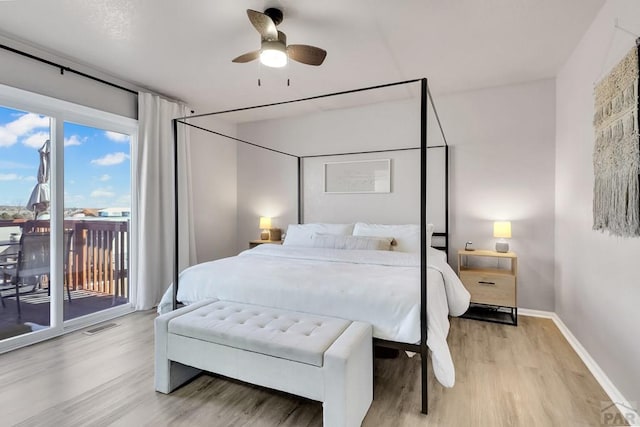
(593, 39), (640, 237)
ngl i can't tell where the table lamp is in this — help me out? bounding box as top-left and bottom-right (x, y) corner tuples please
(259, 217), (272, 240)
(493, 221), (511, 253)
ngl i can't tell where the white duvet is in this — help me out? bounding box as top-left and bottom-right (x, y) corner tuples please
(158, 245), (470, 387)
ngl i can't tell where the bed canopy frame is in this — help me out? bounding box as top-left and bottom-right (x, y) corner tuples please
(172, 78), (449, 415)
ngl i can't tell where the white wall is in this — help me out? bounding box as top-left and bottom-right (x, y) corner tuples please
(239, 98), (420, 156)
(556, 0), (640, 405)
(189, 116), (238, 261)
(236, 144), (299, 250)
(303, 151), (420, 224)
(436, 79), (557, 311)
(236, 98), (447, 251)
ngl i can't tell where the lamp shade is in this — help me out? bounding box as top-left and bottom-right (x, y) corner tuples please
(259, 217), (272, 229)
(493, 221), (512, 238)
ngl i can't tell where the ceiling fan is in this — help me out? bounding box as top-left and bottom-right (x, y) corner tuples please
(232, 8), (327, 68)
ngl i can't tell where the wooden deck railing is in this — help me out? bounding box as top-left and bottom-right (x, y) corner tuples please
(0, 219), (129, 299)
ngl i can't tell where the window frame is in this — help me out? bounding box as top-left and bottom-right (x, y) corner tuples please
(0, 83), (138, 353)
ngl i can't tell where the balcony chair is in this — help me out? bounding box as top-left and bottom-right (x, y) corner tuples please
(0, 231), (73, 320)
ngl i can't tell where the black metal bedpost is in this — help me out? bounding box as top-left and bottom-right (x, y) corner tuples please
(420, 78), (429, 415)
(298, 157), (302, 224)
(172, 118), (179, 311)
(445, 145), (450, 255)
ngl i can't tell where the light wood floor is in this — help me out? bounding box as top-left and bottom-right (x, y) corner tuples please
(0, 312), (624, 426)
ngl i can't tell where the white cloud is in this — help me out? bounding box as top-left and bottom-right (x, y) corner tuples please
(6, 113), (49, 135)
(99, 174), (111, 182)
(105, 131), (129, 143)
(90, 189), (115, 198)
(91, 152), (129, 166)
(0, 127), (18, 147)
(22, 132), (50, 149)
(0, 173), (19, 181)
(0, 113), (49, 148)
(64, 135), (84, 146)
(23, 176), (36, 182)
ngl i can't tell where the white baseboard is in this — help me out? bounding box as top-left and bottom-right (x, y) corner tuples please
(517, 308), (554, 319)
(519, 309), (639, 426)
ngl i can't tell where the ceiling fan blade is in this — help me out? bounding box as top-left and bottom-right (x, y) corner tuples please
(232, 50), (260, 63)
(247, 9), (278, 40)
(287, 44), (327, 66)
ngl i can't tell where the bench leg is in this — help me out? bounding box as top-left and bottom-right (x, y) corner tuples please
(154, 300), (215, 393)
(323, 322), (373, 427)
(155, 359), (202, 394)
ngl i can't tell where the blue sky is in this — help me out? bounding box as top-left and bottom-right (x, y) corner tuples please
(0, 105), (130, 209)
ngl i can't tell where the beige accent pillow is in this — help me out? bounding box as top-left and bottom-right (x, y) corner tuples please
(353, 223), (434, 252)
(311, 233), (394, 250)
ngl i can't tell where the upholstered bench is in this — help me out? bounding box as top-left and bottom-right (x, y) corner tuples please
(155, 299), (373, 427)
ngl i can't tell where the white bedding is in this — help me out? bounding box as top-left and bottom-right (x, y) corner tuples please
(158, 244), (470, 387)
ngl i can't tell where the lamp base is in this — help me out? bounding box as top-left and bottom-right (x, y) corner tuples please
(495, 242), (509, 253)
(260, 230), (270, 240)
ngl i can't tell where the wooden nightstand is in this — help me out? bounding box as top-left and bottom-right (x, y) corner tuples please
(249, 240), (283, 249)
(457, 249), (518, 326)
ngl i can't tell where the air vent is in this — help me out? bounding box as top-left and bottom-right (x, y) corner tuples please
(83, 322), (118, 335)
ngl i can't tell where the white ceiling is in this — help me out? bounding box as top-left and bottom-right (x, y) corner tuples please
(0, 0), (603, 116)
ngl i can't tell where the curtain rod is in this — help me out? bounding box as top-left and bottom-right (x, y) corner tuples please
(0, 43), (138, 96)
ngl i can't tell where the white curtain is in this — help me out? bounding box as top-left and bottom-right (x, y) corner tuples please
(135, 92), (197, 310)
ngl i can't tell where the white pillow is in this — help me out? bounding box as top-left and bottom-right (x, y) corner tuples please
(283, 223), (354, 247)
(311, 234), (394, 251)
(428, 246), (447, 263)
(352, 222), (434, 253)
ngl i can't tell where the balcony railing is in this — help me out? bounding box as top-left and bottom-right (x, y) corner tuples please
(0, 218), (129, 299)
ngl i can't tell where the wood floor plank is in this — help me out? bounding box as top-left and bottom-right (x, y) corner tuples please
(0, 312), (627, 426)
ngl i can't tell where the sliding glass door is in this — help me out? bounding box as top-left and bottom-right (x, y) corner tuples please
(0, 83), (137, 351)
(0, 106), (53, 338)
(63, 123), (131, 321)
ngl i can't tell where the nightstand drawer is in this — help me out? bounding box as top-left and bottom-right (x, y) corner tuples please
(460, 271), (516, 307)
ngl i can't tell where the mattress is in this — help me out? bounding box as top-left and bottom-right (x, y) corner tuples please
(158, 244), (470, 387)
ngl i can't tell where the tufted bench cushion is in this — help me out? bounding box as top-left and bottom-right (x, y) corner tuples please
(155, 299), (373, 427)
(168, 300), (350, 367)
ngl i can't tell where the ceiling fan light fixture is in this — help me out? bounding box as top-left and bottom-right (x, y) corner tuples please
(234, 9), (325, 68)
(260, 41), (287, 68)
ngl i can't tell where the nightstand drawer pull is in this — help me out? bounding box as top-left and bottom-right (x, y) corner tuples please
(478, 281), (496, 286)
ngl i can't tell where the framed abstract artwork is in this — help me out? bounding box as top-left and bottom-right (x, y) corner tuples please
(324, 159), (391, 193)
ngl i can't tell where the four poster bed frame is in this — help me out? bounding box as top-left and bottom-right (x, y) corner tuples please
(171, 78), (449, 415)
